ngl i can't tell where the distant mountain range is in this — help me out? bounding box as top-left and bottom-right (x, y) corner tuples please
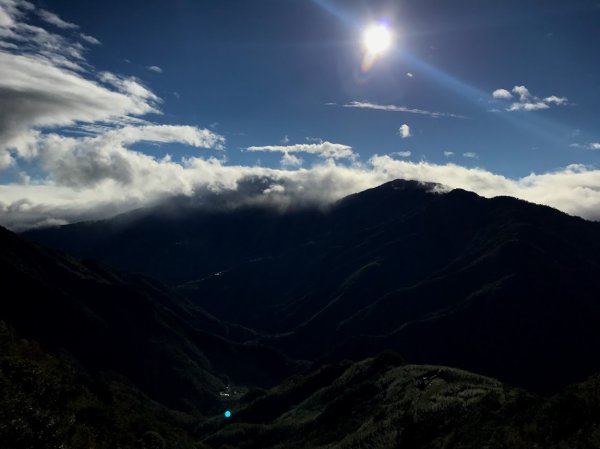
(26, 179), (600, 393)
(5, 179), (600, 447)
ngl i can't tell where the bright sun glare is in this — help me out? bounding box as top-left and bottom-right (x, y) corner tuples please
(363, 24), (392, 54)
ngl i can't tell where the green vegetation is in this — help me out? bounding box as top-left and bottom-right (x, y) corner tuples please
(3, 323), (600, 449)
(201, 353), (600, 449)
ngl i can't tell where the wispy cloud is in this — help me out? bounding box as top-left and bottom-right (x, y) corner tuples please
(398, 124), (411, 138)
(544, 95), (568, 106)
(443, 151), (455, 157)
(509, 101), (550, 112)
(147, 65), (162, 73)
(37, 9), (78, 29)
(0, 1), (222, 170)
(391, 151), (411, 158)
(570, 142), (600, 150)
(463, 152), (478, 159)
(343, 101), (467, 119)
(492, 85), (568, 112)
(305, 137), (323, 143)
(80, 33), (100, 45)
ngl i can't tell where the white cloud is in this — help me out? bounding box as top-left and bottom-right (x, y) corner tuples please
(16, 171), (30, 185)
(100, 125), (224, 149)
(0, 2), (223, 185)
(0, 3), (87, 69)
(80, 33), (100, 45)
(568, 143), (600, 150)
(443, 151), (455, 157)
(544, 95), (568, 106)
(343, 101), (466, 119)
(508, 102), (550, 111)
(406, 72), (413, 78)
(281, 135), (290, 144)
(463, 152), (478, 159)
(492, 89), (513, 99)
(32, 126), (222, 188)
(492, 85), (568, 112)
(0, 52), (160, 164)
(247, 141), (356, 160)
(280, 152), (303, 168)
(0, 147), (12, 169)
(2, 2), (600, 233)
(147, 65), (162, 73)
(391, 151), (411, 158)
(37, 9), (78, 30)
(512, 85), (530, 101)
(4, 157), (600, 230)
(0, 1), (169, 168)
(398, 124), (411, 139)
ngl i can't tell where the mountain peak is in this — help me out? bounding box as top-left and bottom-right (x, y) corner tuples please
(377, 178), (440, 191)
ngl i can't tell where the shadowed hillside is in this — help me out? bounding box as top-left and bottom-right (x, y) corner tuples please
(4, 192), (600, 447)
(199, 352), (600, 449)
(0, 225), (300, 414)
(26, 180), (600, 393)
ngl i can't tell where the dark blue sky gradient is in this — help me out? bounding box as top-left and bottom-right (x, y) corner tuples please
(43, 0), (600, 177)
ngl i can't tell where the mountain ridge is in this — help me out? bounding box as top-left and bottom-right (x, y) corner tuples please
(23, 180), (600, 393)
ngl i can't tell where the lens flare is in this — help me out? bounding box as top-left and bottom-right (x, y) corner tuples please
(360, 23), (394, 73)
(363, 24), (392, 54)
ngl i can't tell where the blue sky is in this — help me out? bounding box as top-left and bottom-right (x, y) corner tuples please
(1, 0), (600, 228)
(42, 0), (600, 175)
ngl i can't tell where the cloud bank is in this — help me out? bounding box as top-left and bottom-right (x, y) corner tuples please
(4, 156), (600, 230)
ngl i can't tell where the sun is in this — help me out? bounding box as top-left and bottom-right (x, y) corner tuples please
(363, 24), (392, 55)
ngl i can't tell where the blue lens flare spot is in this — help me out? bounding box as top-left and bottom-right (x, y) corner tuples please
(224, 410), (232, 418)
